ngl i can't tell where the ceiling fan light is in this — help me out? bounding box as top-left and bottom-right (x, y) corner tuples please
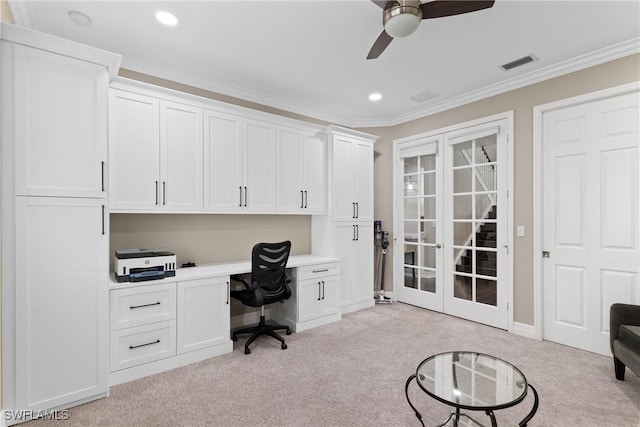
(383, 1), (422, 38)
(385, 13), (421, 38)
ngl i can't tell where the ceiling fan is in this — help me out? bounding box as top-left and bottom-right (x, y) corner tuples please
(367, 0), (495, 59)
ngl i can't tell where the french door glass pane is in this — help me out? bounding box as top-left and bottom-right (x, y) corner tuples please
(403, 152), (437, 294)
(451, 135), (498, 307)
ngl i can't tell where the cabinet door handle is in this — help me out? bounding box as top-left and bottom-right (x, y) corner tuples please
(101, 204), (105, 235)
(129, 339), (160, 350)
(352, 202), (356, 218)
(155, 181), (159, 205)
(162, 181), (166, 205)
(353, 225), (356, 241)
(304, 190), (308, 208)
(239, 186), (243, 207)
(244, 186), (248, 207)
(130, 301), (161, 309)
(356, 224), (359, 241)
(318, 282), (321, 301)
(101, 161), (105, 192)
(226, 281), (230, 305)
(356, 202), (359, 218)
(300, 190), (304, 208)
(322, 280), (325, 300)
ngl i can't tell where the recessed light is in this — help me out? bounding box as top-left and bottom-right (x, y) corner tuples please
(68, 10), (92, 27)
(369, 93), (382, 102)
(156, 11), (178, 27)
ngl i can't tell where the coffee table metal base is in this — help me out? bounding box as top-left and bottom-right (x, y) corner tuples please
(405, 373), (539, 427)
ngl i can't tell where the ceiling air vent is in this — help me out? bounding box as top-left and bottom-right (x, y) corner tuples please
(409, 89), (439, 103)
(500, 54), (538, 71)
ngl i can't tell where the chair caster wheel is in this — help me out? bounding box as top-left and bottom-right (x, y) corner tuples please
(286, 330), (292, 335)
(281, 343), (287, 350)
(244, 347), (251, 355)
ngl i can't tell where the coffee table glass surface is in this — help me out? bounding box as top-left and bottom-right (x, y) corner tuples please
(416, 351), (527, 410)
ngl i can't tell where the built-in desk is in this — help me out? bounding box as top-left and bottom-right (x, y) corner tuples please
(108, 255), (340, 385)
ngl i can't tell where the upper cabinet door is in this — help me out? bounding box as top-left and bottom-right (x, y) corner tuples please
(276, 126), (303, 212)
(109, 90), (160, 211)
(302, 131), (327, 213)
(160, 101), (203, 211)
(244, 119), (276, 212)
(332, 137), (356, 221)
(14, 46), (108, 198)
(204, 110), (244, 212)
(353, 141), (374, 221)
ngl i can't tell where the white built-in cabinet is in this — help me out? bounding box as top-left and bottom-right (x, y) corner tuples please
(177, 277), (231, 353)
(203, 112), (276, 212)
(334, 222), (375, 308)
(271, 262), (341, 332)
(332, 135), (374, 222)
(276, 126), (327, 213)
(312, 126), (378, 314)
(13, 46), (108, 199)
(109, 90), (203, 212)
(1, 23), (121, 421)
(109, 277), (232, 385)
(109, 80), (326, 215)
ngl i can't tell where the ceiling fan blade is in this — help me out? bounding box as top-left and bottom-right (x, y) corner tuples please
(421, 0), (495, 19)
(367, 30), (394, 60)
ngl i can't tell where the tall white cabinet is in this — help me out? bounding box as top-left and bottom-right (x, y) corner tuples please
(1, 23), (121, 421)
(313, 126), (378, 314)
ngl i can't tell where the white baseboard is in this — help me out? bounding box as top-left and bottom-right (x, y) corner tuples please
(512, 322), (537, 340)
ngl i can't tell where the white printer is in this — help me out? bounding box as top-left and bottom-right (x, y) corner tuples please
(114, 248), (177, 283)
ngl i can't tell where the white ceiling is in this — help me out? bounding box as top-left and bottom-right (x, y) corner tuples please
(9, 0), (640, 127)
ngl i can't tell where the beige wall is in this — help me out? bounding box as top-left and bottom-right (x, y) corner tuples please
(363, 53), (640, 325)
(110, 214), (311, 269)
(1, 0), (14, 24)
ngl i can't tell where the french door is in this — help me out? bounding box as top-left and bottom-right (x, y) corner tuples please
(395, 116), (511, 330)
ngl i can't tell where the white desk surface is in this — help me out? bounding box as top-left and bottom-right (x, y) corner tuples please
(109, 254), (339, 289)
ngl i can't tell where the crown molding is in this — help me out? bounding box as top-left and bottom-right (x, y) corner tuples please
(351, 37), (640, 128)
(120, 57), (350, 127)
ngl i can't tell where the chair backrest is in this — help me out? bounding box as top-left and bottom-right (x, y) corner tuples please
(251, 241), (292, 300)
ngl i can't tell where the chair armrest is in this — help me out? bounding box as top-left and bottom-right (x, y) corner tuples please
(610, 303), (640, 353)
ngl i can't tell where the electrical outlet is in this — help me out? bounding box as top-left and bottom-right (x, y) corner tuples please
(516, 226), (525, 237)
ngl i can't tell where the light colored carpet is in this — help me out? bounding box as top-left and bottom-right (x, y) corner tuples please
(27, 303), (640, 426)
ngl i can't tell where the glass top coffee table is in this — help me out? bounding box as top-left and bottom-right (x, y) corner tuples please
(405, 351), (538, 427)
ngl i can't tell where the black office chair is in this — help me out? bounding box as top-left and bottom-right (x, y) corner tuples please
(230, 241), (292, 354)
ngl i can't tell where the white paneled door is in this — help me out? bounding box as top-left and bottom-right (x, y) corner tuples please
(542, 90), (639, 356)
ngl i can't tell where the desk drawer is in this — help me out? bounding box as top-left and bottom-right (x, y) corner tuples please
(110, 283), (176, 330)
(110, 320), (176, 372)
(298, 262), (339, 280)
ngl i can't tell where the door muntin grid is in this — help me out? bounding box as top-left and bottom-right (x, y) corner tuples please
(451, 135), (498, 306)
(403, 153), (437, 293)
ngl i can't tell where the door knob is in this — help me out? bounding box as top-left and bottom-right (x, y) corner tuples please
(435, 243), (442, 249)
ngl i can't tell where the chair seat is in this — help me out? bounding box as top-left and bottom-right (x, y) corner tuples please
(620, 324), (640, 354)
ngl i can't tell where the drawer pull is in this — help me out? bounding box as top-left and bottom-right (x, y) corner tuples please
(312, 269), (329, 273)
(129, 339), (160, 350)
(130, 302), (161, 310)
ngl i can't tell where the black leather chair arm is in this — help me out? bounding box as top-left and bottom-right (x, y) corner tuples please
(610, 303), (640, 353)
